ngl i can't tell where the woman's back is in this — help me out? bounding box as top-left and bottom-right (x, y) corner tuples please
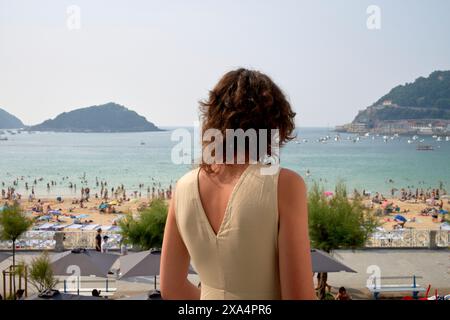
(160, 68), (315, 300)
(175, 163), (281, 299)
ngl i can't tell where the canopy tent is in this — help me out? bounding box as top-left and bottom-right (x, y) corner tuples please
(119, 249), (197, 290)
(51, 249), (119, 277)
(311, 249), (356, 273)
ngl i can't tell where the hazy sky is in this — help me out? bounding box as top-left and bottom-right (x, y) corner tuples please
(1, 0), (449, 127)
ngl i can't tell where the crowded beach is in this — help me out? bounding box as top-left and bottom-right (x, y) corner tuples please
(1, 174), (449, 236)
(1, 175), (173, 235)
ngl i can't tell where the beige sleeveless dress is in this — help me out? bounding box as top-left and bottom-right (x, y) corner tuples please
(175, 163), (281, 300)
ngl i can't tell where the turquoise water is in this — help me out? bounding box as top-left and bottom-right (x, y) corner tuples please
(0, 127), (449, 197)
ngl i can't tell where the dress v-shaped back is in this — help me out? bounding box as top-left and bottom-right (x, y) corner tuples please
(195, 164), (253, 238)
(175, 163), (281, 300)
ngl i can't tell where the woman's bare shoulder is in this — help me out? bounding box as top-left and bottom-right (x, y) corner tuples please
(175, 167), (199, 189)
(278, 168), (306, 192)
(278, 168), (307, 218)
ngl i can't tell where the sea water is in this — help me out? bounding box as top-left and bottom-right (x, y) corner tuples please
(0, 127), (449, 198)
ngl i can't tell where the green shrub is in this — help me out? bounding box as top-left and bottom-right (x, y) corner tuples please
(28, 251), (59, 294)
(119, 199), (168, 250)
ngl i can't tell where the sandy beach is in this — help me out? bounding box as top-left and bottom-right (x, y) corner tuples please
(1, 194), (446, 233)
(22, 197), (150, 228)
(364, 198), (449, 231)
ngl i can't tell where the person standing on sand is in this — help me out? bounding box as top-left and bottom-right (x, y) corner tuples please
(161, 68), (315, 300)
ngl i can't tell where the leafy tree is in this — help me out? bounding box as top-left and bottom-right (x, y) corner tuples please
(28, 251), (59, 294)
(0, 204), (32, 268)
(374, 71), (450, 109)
(308, 182), (378, 299)
(119, 199), (168, 250)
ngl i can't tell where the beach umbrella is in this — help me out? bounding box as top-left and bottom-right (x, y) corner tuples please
(394, 214), (407, 223)
(99, 203), (109, 210)
(119, 249), (197, 290)
(439, 209), (448, 215)
(0, 252), (11, 263)
(51, 249), (119, 277)
(311, 249), (356, 273)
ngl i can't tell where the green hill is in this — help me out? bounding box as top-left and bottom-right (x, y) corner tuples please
(0, 108), (24, 129)
(29, 103), (161, 132)
(353, 71), (450, 125)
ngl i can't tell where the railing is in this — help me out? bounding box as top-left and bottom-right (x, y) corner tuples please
(0, 231), (56, 250)
(365, 229), (449, 248)
(0, 229), (448, 250)
(0, 231), (125, 251)
(63, 231), (124, 250)
(57, 276), (117, 297)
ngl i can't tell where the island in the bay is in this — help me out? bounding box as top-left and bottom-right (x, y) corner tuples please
(28, 102), (161, 132)
(336, 70), (450, 135)
(0, 108), (24, 129)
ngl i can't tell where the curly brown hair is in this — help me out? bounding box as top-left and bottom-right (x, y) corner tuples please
(199, 68), (296, 172)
